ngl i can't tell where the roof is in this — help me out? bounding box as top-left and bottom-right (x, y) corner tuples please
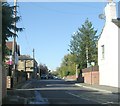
(19, 55), (34, 60)
(112, 18), (120, 28)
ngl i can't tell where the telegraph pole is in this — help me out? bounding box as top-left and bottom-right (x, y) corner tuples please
(76, 64), (78, 79)
(33, 48), (35, 78)
(12, 0), (17, 87)
(33, 48), (35, 59)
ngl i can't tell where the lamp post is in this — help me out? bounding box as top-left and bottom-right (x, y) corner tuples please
(76, 64), (78, 79)
(91, 62), (95, 85)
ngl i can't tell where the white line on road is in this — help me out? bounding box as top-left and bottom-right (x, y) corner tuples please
(66, 91), (102, 104)
(66, 91), (80, 98)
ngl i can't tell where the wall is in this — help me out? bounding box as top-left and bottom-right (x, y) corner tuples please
(18, 60), (34, 72)
(82, 66), (99, 85)
(0, 65), (2, 105)
(2, 68), (6, 98)
(64, 75), (76, 81)
(0, 2), (2, 105)
(98, 2), (119, 87)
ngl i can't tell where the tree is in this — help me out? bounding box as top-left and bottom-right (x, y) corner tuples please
(2, 2), (23, 61)
(39, 64), (48, 76)
(69, 19), (98, 69)
(56, 54), (76, 77)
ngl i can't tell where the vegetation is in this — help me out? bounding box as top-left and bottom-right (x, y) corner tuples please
(56, 54), (76, 78)
(56, 19), (98, 78)
(2, 2), (23, 61)
(69, 19), (98, 69)
(39, 64), (48, 75)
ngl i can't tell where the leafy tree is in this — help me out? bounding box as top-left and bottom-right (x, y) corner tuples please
(2, 2), (23, 61)
(69, 19), (98, 69)
(56, 54), (76, 77)
(39, 64), (48, 76)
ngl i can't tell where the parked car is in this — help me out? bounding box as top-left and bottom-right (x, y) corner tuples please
(41, 74), (48, 79)
(53, 76), (61, 80)
(48, 74), (54, 79)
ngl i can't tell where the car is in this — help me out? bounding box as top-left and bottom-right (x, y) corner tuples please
(53, 76), (61, 80)
(41, 74), (48, 79)
(48, 74), (54, 79)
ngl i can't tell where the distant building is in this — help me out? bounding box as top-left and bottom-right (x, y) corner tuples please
(98, 1), (120, 87)
(18, 55), (38, 79)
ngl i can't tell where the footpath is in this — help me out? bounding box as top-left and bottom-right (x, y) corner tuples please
(75, 83), (120, 94)
(2, 79), (49, 105)
(2, 80), (32, 105)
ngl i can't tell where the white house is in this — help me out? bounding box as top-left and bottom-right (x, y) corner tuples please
(98, 1), (120, 88)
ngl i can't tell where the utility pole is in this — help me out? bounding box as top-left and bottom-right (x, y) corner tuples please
(76, 64), (78, 79)
(33, 48), (35, 78)
(33, 48), (35, 59)
(86, 47), (89, 68)
(12, 0), (17, 87)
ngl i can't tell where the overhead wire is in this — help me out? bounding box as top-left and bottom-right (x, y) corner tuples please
(17, 2), (33, 55)
(33, 2), (106, 16)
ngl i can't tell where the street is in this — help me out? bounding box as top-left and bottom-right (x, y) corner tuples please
(4, 79), (119, 105)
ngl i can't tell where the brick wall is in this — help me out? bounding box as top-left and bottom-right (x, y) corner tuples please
(82, 66), (99, 85)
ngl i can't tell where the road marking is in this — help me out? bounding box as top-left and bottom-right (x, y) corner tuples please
(15, 87), (80, 91)
(66, 91), (102, 104)
(66, 91), (80, 98)
(28, 90), (49, 104)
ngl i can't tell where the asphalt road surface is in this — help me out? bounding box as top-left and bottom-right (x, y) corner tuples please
(13, 79), (119, 105)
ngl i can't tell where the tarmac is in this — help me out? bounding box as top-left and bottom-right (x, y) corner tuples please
(2, 79), (120, 105)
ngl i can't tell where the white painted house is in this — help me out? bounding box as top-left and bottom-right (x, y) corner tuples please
(98, 1), (120, 88)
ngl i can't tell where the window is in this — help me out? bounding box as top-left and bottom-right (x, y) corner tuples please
(101, 45), (105, 59)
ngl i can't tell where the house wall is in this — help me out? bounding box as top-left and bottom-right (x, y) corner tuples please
(18, 59), (37, 79)
(98, 2), (119, 87)
(18, 60), (34, 72)
(118, 26), (120, 87)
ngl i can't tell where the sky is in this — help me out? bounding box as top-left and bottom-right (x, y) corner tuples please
(8, 2), (108, 71)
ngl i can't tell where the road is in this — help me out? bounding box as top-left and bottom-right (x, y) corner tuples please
(5, 79), (119, 105)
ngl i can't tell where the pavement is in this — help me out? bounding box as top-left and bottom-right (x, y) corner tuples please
(2, 80), (32, 105)
(75, 83), (120, 94)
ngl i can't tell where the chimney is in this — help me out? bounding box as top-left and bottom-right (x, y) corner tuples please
(118, 1), (120, 18)
(104, 1), (117, 22)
